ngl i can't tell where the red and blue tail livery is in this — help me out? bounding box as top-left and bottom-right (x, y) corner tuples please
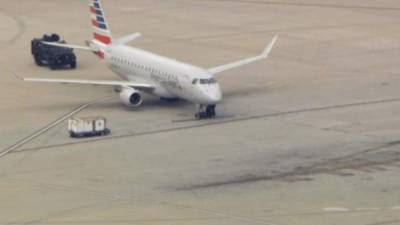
(90, 0), (112, 45)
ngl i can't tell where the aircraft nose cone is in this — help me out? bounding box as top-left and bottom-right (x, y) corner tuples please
(206, 85), (222, 104)
(210, 89), (222, 103)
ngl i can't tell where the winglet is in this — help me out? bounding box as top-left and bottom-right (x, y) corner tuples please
(208, 35), (279, 75)
(262, 35), (279, 57)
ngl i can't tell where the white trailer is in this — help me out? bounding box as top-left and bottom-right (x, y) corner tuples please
(68, 117), (110, 138)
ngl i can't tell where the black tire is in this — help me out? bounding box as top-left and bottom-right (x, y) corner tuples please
(206, 105), (216, 117)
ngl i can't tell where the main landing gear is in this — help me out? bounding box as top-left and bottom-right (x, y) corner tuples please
(195, 104), (216, 119)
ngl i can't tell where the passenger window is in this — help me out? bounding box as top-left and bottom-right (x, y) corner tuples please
(192, 79), (198, 84)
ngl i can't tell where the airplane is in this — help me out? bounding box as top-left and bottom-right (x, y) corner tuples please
(23, 0), (278, 119)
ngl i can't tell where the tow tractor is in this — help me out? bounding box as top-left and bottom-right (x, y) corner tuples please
(31, 33), (77, 70)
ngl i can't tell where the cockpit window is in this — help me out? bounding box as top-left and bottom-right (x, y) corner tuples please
(193, 78), (217, 85)
(199, 79), (207, 84)
(199, 78), (216, 85)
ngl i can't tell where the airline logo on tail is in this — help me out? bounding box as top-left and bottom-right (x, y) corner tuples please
(90, 0), (112, 45)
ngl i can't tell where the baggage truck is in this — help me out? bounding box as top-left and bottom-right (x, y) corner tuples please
(68, 117), (110, 138)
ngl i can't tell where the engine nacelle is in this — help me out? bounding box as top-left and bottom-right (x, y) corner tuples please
(119, 87), (143, 107)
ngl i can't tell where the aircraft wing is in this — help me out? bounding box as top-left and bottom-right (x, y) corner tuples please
(23, 77), (154, 89)
(208, 35), (278, 75)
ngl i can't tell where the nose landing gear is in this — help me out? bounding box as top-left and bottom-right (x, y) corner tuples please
(195, 104), (216, 119)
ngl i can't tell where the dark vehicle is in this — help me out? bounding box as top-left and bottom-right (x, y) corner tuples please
(31, 34), (76, 70)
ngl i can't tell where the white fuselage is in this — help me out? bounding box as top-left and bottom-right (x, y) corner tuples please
(103, 44), (222, 105)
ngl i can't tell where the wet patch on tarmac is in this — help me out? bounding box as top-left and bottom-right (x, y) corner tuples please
(180, 140), (400, 190)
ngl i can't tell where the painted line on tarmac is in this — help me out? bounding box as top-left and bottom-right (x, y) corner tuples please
(323, 206), (400, 213)
(13, 96), (400, 153)
(0, 96), (114, 159)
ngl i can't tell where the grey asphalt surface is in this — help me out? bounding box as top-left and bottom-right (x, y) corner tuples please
(1, 1), (400, 224)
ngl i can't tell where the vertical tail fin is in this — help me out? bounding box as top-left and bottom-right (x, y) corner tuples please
(90, 0), (112, 45)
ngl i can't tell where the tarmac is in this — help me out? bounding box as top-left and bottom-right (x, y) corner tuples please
(1, 0), (400, 224)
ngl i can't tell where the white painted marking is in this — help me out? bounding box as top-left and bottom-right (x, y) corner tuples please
(324, 205), (400, 213)
(323, 207), (350, 212)
(354, 207), (381, 211)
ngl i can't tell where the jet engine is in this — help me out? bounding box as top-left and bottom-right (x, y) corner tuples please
(119, 87), (143, 107)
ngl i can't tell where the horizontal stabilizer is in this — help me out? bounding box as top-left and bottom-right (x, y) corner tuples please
(42, 41), (92, 51)
(208, 35), (278, 75)
(114, 32), (142, 45)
